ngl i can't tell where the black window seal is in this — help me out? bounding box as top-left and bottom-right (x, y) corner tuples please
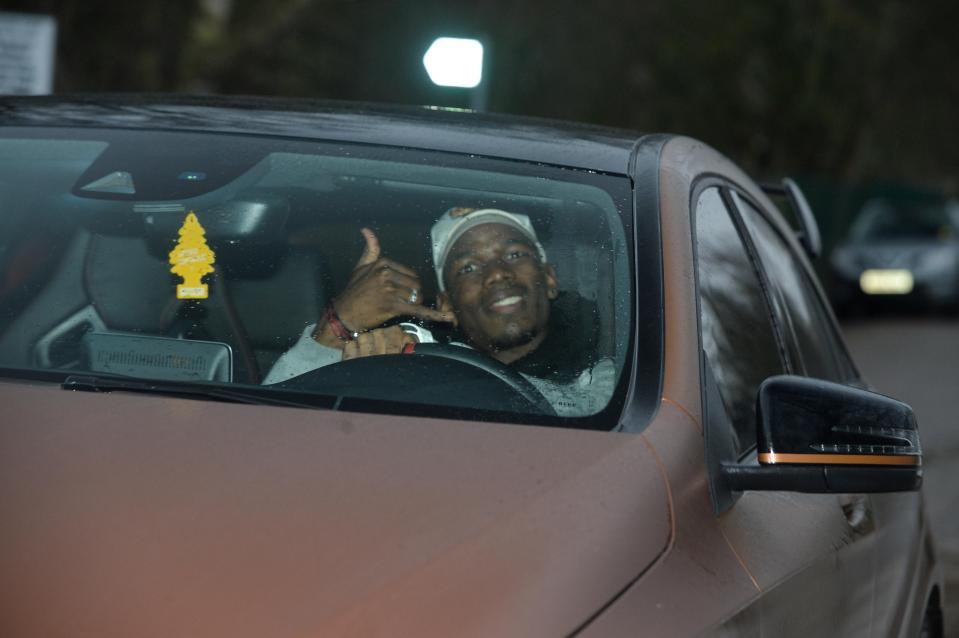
(614, 134), (667, 434)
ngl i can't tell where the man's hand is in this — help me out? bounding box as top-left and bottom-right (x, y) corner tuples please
(313, 228), (454, 348)
(341, 325), (416, 360)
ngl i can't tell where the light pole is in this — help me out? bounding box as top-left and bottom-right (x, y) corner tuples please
(422, 37), (487, 111)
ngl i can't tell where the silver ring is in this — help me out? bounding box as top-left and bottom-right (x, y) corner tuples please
(408, 288), (419, 304)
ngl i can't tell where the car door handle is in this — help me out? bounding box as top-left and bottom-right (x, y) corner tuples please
(839, 493), (873, 533)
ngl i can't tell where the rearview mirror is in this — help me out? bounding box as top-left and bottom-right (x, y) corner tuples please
(722, 375), (921, 493)
(143, 190), (290, 243)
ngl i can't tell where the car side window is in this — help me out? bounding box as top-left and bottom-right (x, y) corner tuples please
(732, 191), (857, 383)
(694, 187), (785, 453)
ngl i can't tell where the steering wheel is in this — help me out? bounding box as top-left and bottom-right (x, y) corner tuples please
(276, 342), (557, 417)
(409, 343), (557, 416)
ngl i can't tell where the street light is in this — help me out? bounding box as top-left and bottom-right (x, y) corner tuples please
(422, 37), (487, 110)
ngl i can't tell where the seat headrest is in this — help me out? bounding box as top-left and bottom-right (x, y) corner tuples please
(84, 234), (176, 333)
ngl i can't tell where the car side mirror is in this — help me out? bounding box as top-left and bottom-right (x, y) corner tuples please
(721, 375), (922, 494)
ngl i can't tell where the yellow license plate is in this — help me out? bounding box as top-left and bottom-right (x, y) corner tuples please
(859, 269), (914, 295)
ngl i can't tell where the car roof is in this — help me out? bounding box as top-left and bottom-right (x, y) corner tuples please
(0, 94), (647, 175)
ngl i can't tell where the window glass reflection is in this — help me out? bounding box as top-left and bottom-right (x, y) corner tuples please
(695, 187), (783, 452)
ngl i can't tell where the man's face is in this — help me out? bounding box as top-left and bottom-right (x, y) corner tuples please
(439, 223), (558, 359)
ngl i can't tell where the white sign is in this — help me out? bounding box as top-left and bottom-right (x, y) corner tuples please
(0, 12), (56, 95)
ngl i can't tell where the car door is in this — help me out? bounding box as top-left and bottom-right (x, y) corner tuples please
(693, 184), (875, 637)
(730, 189), (923, 637)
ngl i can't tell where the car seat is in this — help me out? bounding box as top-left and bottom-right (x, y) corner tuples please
(0, 229), (327, 385)
(536, 202), (618, 360)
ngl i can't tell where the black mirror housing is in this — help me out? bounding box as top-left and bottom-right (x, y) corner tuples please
(758, 375), (919, 466)
(722, 376), (922, 494)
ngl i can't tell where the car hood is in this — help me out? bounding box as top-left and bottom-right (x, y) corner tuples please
(833, 239), (944, 270)
(0, 381), (670, 637)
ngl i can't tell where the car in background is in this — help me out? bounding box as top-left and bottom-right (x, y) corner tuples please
(830, 196), (959, 315)
(0, 96), (942, 637)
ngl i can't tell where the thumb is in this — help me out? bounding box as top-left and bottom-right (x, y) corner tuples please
(355, 227), (381, 269)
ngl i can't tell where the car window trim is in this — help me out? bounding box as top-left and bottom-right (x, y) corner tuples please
(689, 176), (795, 372)
(689, 175), (796, 462)
(726, 186), (862, 383)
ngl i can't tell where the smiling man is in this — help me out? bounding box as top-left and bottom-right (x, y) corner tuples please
(263, 207), (614, 416)
(432, 207), (557, 364)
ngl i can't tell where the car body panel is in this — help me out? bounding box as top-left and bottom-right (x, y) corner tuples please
(658, 139), (872, 635)
(581, 136), (937, 636)
(871, 491), (928, 636)
(580, 138), (773, 636)
(579, 400), (761, 637)
(0, 380), (670, 637)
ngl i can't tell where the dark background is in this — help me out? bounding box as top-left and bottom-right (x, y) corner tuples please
(4, 1), (958, 236)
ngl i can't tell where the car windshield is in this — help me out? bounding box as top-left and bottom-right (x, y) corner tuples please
(0, 127), (636, 429)
(850, 198), (959, 241)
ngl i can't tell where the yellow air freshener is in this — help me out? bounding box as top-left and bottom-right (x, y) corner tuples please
(169, 212), (215, 299)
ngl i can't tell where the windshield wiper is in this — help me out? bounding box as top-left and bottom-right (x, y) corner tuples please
(61, 374), (334, 410)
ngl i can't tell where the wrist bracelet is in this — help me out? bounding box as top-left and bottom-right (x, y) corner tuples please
(325, 300), (360, 341)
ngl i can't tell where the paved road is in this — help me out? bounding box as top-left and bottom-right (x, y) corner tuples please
(841, 317), (959, 633)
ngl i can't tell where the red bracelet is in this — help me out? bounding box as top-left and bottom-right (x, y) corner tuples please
(325, 300), (360, 341)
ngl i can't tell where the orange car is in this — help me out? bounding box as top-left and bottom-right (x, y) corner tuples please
(0, 96), (941, 637)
